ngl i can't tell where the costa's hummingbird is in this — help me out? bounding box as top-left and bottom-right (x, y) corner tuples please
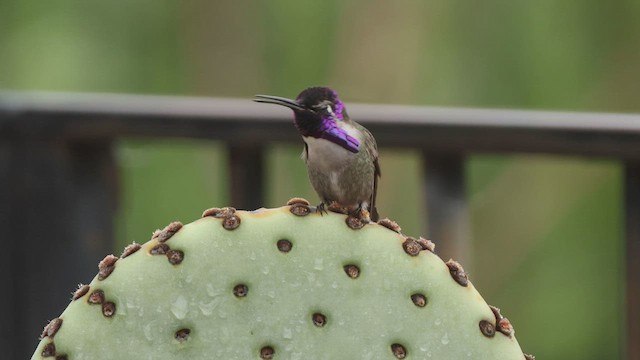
(254, 87), (380, 221)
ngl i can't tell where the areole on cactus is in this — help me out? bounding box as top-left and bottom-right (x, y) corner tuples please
(32, 199), (533, 360)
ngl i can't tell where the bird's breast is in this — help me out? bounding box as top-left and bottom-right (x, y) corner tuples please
(303, 136), (358, 171)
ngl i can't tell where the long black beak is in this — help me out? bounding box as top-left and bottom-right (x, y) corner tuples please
(253, 94), (306, 111)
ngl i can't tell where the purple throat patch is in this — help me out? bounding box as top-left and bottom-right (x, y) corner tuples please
(319, 116), (359, 153)
(333, 99), (345, 120)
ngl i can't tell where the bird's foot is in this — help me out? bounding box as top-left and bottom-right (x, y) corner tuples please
(315, 202), (329, 216)
(351, 205), (372, 223)
(318, 201), (368, 221)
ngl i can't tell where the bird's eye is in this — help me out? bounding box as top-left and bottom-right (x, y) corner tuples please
(325, 105), (335, 117)
(311, 103), (336, 118)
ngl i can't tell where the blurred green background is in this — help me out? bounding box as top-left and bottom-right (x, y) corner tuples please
(2, 1), (639, 358)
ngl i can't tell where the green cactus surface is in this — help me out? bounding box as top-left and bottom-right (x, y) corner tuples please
(32, 200), (531, 359)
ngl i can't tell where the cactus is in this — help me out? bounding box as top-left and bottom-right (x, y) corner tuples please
(32, 199), (534, 359)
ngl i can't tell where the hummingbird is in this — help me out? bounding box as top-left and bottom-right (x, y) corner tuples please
(254, 86), (380, 221)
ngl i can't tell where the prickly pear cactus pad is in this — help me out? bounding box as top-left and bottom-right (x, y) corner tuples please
(32, 199), (533, 360)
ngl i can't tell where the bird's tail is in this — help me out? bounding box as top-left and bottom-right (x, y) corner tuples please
(370, 205), (380, 222)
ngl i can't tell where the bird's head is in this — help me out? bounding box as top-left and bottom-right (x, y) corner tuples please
(254, 87), (359, 153)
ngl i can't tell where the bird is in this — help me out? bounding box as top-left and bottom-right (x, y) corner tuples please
(254, 86), (380, 221)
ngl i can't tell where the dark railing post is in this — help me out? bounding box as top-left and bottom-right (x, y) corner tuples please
(228, 144), (265, 211)
(624, 160), (640, 360)
(423, 152), (471, 266)
(0, 133), (116, 359)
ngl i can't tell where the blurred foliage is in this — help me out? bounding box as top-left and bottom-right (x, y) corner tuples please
(2, 0), (639, 358)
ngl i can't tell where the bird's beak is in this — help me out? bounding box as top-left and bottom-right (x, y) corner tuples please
(253, 94), (306, 112)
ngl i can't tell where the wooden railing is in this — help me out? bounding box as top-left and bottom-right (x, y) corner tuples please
(1, 91), (639, 359)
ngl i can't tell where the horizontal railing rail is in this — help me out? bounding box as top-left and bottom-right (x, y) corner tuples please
(1, 91), (638, 359)
(3, 91), (640, 156)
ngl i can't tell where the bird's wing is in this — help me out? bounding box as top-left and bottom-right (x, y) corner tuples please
(362, 126), (381, 221)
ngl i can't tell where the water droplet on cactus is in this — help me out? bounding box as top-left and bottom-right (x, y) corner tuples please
(170, 295), (188, 320)
(198, 299), (218, 316)
(117, 303), (127, 315)
(305, 272), (316, 282)
(125, 298), (136, 310)
(206, 283), (218, 297)
(441, 332), (450, 345)
(143, 323), (153, 341)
